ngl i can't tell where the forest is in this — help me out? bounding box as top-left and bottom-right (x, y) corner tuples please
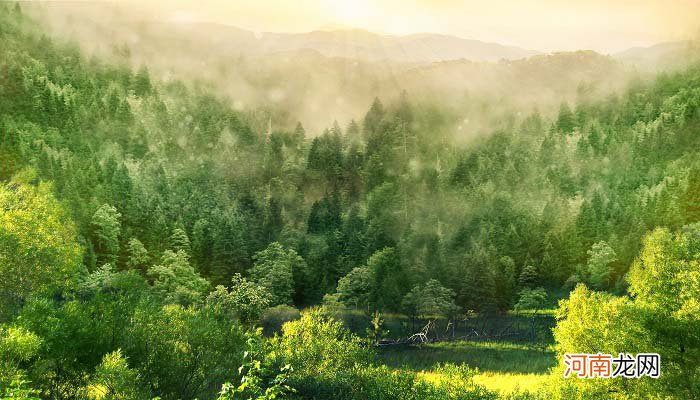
(0, 3), (699, 399)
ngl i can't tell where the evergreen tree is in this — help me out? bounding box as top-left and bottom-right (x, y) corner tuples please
(681, 166), (700, 223)
(91, 204), (122, 267)
(556, 101), (575, 133)
(126, 237), (149, 272)
(493, 256), (517, 313)
(133, 65), (152, 96)
(585, 241), (617, 289)
(363, 97), (385, 139)
(249, 242), (307, 306)
(169, 227), (191, 255)
(518, 265), (539, 288)
(457, 251), (497, 313)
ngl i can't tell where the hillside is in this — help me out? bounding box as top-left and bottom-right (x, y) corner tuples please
(614, 40), (700, 71)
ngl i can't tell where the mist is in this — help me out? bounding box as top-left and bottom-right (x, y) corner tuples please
(24, 1), (677, 138)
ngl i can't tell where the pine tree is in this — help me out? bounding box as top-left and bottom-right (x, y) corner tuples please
(263, 197), (283, 242)
(363, 97), (385, 139)
(518, 265), (538, 288)
(681, 166), (700, 223)
(493, 256), (516, 313)
(556, 101), (575, 133)
(191, 218), (212, 275)
(293, 121), (306, 144)
(346, 119), (360, 144)
(91, 204), (121, 267)
(126, 237), (149, 272)
(169, 227), (191, 255)
(133, 65), (152, 96)
(457, 249), (497, 313)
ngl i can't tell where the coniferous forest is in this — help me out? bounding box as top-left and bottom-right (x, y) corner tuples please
(1, 3), (699, 399)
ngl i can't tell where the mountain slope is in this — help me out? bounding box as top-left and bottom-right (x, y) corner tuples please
(257, 29), (539, 63)
(614, 40), (700, 71)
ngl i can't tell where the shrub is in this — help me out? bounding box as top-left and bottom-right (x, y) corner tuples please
(271, 307), (372, 375)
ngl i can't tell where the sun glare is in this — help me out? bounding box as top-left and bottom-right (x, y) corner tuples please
(327, 0), (376, 30)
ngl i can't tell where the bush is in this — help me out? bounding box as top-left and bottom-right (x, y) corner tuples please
(218, 330), (295, 400)
(271, 307), (373, 375)
(286, 363), (498, 400)
(0, 325), (42, 399)
(81, 350), (147, 400)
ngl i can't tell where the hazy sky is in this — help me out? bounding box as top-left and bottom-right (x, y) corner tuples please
(108, 0), (699, 53)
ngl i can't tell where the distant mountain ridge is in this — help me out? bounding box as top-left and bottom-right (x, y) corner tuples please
(612, 40), (700, 71)
(162, 23), (697, 66)
(35, 2), (696, 67)
(153, 22), (540, 63)
(252, 28), (541, 63)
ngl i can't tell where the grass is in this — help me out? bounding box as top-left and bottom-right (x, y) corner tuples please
(508, 308), (557, 317)
(379, 341), (556, 374)
(378, 340), (557, 394)
(473, 372), (550, 394)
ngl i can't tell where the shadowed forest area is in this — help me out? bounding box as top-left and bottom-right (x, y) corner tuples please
(1, 2), (699, 399)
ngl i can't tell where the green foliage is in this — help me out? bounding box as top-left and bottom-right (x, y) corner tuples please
(552, 285), (655, 398)
(3, 4), (700, 397)
(518, 266), (538, 289)
(366, 311), (389, 345)
(91, 204), (121, 267)
(272, 308), (373, 375)
(585, 241), (616, 289)
(336, 266), (373, 310)
(0, 173), (82, 317)
(168, 227), (191, 255)
(127, 303), (248, 399)
(628, 226), (700, 324)
(132, 65), (152, 96)
(218, 331), (295, 400)
(147, 250), (210, 305)
(402, 279), (458, 318)
(493, 256), (517, 313)
(206, 273), (272, 323)
(335, 247), (402, 314)
(628, 226), (700, 394)
(0, 325), (42, 398)
(82, 350), (146, 400)
(458, 249), (498, 313)
(363, 97), (385, 138)
(552, 226), (700, 398)
(366, 247), (405, 311)
(249, 242), (306, 306)
(271, 309), (499, 399)
(125, 238), (149, 272)
(514, 288), (548, 313)
(555, 102), (575, 133)
(681, 166), (700, 223)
